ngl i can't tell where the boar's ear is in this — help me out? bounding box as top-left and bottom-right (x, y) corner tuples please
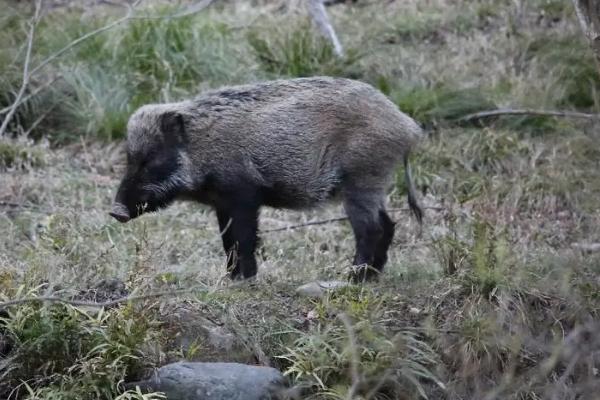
(160, 111), (188, 145)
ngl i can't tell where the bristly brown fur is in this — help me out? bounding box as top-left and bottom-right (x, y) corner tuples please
(115, 76), (424, 280)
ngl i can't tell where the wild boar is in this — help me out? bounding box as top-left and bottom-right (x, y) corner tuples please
(109, 77), (423, 281)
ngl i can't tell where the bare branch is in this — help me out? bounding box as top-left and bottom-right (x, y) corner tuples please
(458, 108), (599, 123)
(307, 0), (344, 57)
(0, 76), (59, 116)
(260, 216), (349, 233)
(0, 288), (201, 310)
(0, 280), (250, 311)
(259, 207), (442, 234)
(0, 0), (43, 137)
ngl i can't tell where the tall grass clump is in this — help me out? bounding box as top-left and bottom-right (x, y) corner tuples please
(0, 297), (163, 399)
(525, 34), (600, 110)
(248, 21), (362, 78)
(381, 80), (497, 126)
(277, 288), (444, 399)
(2, 4), (249, 142)
(112, 11), (241, 102)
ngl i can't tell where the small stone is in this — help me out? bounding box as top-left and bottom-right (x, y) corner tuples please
(408, 307), (421, 315)
(128, 362), (287, 400)
(306, 309), (319, 320)
(295, 282), (323, 298)
(295, 280), (349, 299)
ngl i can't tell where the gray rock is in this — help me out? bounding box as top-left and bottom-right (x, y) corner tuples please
(295, 280), (349, 298)
(129, 362), (286, 400)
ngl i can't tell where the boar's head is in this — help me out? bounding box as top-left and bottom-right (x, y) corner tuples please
(110, 105), (192, 223)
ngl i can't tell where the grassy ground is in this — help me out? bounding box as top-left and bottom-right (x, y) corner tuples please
(1, 0), (600, 399)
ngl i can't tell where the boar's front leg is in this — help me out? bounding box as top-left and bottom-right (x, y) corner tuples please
(215, 200), (260, 280)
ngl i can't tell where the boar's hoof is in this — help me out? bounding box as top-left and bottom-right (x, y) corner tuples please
(349, 265), (381, 283)
(109, 203), (131, 223)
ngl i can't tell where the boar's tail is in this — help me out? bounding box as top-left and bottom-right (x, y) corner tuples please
(403, 152), (423, 224)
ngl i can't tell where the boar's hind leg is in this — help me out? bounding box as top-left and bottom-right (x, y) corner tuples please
(216, 203), (260, 280)
(343, 190), (387, 282)
(373, 210), (395, 271)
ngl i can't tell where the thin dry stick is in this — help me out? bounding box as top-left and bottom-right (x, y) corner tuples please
(0, 279), (252, 310)
(0, 284), (235, 311)
(260, 216), (349, 233)
(259, 207), (442, 234)
(0, 76), (59, 115)
(0, 0), (42, 137)
(459, 108), (599, 123)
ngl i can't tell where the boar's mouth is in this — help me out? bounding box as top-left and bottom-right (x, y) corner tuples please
(109, 203), (131, 223)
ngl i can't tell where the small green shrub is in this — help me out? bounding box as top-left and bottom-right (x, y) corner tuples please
(389, 13), (443, 42)
(278, 321), (442, 399)
(113, 11), (238, 100)
(56, 66), (132, 141)
(390, 84), (497, 124)
(248, 21), (362, 78)
(432, 215), (512, 296)
(277, 287), (444, 399)
(0, 298), (162, 399)
(0, 139), (45, 170)
(526, 35), (600, 110)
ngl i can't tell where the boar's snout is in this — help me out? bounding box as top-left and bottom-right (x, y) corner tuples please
(109, 202), (131, 223)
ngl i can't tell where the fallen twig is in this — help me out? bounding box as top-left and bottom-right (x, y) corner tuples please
(260, 216), (349, 233)
(0, 288), (200, 310)
(259, 206), (443, 233)
(459, 108), (599, 123)
(0, 280), (250, 311)
(0, 76), (59, 116)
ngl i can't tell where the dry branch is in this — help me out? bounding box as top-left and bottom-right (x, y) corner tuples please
(0, 288), (201, 310)
(0, 77), (58, 116)
(458, 108), (599, 123)
(259, 207), (442, 233)
(0, 0), (42, 137)
(0, 280), (251, 311)
(307, 0), (344, 57)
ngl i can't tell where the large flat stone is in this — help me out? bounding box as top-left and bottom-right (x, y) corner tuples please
(129, 362), (286, 400)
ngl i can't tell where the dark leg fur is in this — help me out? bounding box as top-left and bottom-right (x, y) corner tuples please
(229, 205), (259, 279)
(344, 192), (385, 282)
(373, 209), (395, 271)
(215, 192), (260, 280)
